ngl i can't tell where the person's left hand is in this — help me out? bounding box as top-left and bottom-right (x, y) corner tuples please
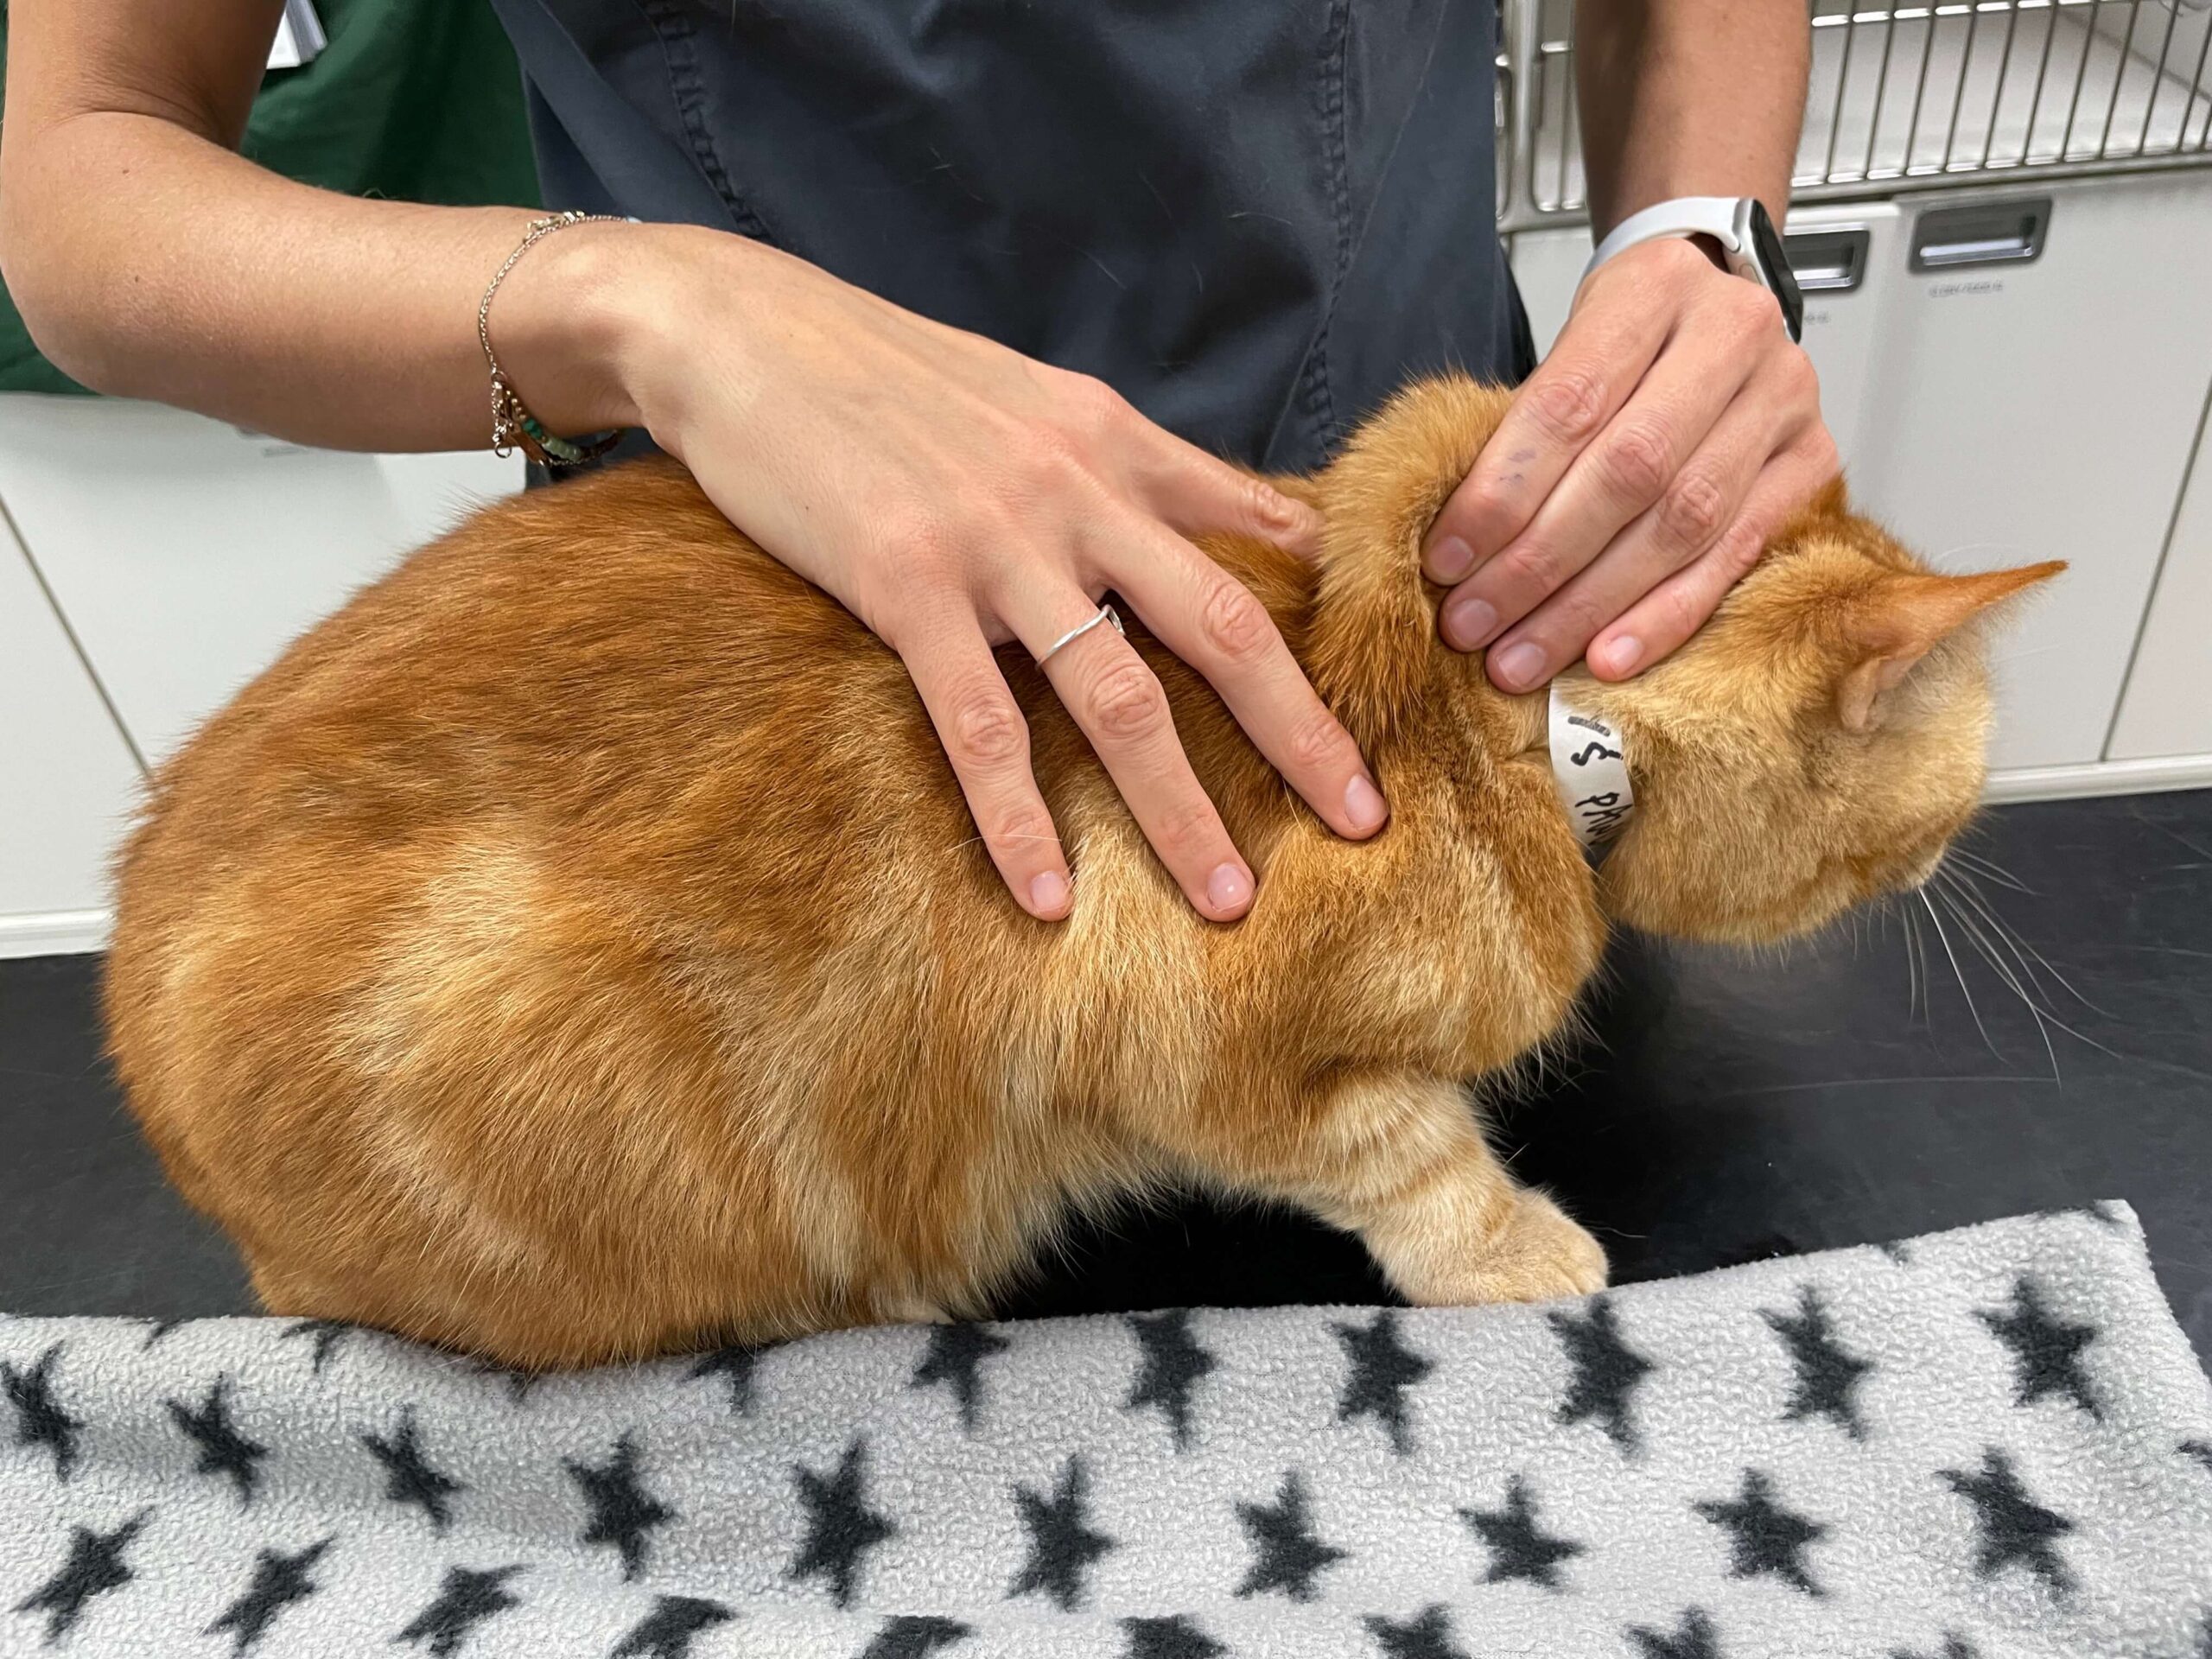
(1421, 233), (1840, 690)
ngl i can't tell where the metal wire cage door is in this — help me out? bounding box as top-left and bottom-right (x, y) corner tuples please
(1497, 0), (2212, 228)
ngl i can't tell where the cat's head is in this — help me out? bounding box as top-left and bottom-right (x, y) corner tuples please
(1576, 489), (2061, 944)
(1306, 374), (2061, 947)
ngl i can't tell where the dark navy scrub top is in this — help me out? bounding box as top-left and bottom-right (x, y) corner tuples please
(488, 0), (1534, 473)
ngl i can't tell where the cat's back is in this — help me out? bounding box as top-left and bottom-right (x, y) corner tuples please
(105, 457), (995, 1105)
(123, 458), (950, 884)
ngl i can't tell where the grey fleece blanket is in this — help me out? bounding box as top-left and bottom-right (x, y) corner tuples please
(3, 1205), (2209, 1659)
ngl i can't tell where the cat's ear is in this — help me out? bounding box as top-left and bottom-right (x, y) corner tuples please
(1834, 561), (2064, 733)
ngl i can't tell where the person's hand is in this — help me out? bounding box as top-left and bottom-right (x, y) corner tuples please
(594, 226), (1388, 923)
(1421, 235), (1840, 691)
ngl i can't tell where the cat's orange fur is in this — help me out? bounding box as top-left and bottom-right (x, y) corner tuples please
(104, 377), (2058, 1370)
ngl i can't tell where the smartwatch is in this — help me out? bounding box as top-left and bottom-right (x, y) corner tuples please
(1582, 196), (1805, 343)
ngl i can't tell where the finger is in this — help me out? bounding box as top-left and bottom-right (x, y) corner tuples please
(1135, 429), (1325, 561)
(1442, 312), (1763, 673)
(1020, 587), (1256, 922)
(1095, 513), (1388, 840)
(1586, 426), (1843, 678)
(1486, 354), (1811, 688)
(1420, 275), (1675, 588)
(902, 623), (1075, 920)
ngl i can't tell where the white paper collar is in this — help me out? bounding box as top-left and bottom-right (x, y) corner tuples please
(1548, 683), (1637, 855)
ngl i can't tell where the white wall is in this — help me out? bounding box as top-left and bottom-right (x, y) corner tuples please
(0, 502), (142, 957)
(0, 396), (519, 956)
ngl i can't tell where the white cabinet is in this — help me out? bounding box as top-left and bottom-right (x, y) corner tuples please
(1846, 175), (2212, 772)
(2108, 397), (2212, 762)
(0, 397), (520, 766)
(1506, 226), (1587, 364)
(0, 512), (143, 957)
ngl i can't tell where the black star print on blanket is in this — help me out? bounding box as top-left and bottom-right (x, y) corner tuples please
(1124, 1310), (1218, 1452)
(1976, 1277), (2103, 1419)
(2, 1344), (80, 1481)
(204, 1537), (332, 1654)
(14, 1510), (150, 1643)
(1120, 1613), (1224, 1658)
(858, 1614), (972, 1657)
(168, 1376), (269, 1507)
(608, 1594), (733, 1659)
(913, 1324), (1013, 1433)
(1940, 1447), (2076, 1594)
(564, 1433), (676, 1581)
(1693, 1470), (1828, 1597)
(1366, 1603), (1472, 1657)
(791, 1439), (897, 1609)
(1460, 1476), (1585, 1589)
(362, 1408), (466, 1533)
(1549, 1296), (1657, 1453)
(1332, 1311), (1434, 1456)
(1234, 1472), (1346, 1602)
(1762, 1287), (1874, 1439)
(1009, 1456), (1116, 1611)
(393, 1564), (524, 1656)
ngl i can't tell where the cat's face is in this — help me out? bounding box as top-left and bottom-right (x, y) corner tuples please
(1586, 507), (2060, 945)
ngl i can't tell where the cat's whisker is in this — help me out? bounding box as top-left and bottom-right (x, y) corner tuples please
(1935, 869), (2051, 1007)
(1937, 885), (2062, 1084)
(1907, 899), (1932, 1027)
(1939, 867), (2105, 1016)
(1893, 898), (1929, 1026)
(1948, 845), (2032, 894)
(1931, 875), (2124, 1063)
(1920, 888), (1999, 1060)
(1899, 899), (1923, 1025)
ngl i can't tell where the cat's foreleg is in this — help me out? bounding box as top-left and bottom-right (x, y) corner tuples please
(1298, 1075), (1608, 1307)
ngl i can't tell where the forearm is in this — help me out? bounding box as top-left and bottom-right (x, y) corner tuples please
(0, 110), (654, 452)
(1573, 0), (1808, 237)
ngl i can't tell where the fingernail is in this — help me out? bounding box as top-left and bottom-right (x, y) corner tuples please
(1427, 535), (1475, 584)
(1206, 862), (1252, 914)
(1492, 641), (1547, 690)
(1442, 594), (1498, 650)
(1599, 634), (1643, 676)
(1030, 870), (1070, 916)
(1344, 773), (1389, 835)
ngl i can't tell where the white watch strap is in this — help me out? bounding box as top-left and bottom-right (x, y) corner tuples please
(1582, 195), (1750, 286)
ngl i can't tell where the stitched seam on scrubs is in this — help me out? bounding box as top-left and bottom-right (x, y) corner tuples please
(638, 0), (777, 243)
(1303, 0), (1357, 452)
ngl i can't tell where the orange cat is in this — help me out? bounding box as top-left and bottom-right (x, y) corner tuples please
(104, 377), (2058, 1370)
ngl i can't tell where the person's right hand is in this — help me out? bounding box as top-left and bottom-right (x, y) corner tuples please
(561, 223), (1389, 923)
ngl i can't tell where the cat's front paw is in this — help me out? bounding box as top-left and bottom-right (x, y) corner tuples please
(1405, 1189), (1609, 1307)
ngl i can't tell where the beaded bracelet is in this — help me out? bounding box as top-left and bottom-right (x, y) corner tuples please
(477, 211), (631, 467)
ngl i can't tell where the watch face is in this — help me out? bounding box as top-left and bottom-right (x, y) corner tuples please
(1746, 200), (1805, 343)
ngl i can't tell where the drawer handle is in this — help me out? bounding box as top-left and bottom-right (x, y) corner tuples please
(1783, 227), (1871, 293)
(1910, 198), (2051, 273)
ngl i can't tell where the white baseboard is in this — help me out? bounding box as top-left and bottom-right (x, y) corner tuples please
(0, 908), (111, 960)
(1985, 753), (2212, 804)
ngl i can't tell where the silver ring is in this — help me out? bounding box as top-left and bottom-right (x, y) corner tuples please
(1033, 603), (1125, 668)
